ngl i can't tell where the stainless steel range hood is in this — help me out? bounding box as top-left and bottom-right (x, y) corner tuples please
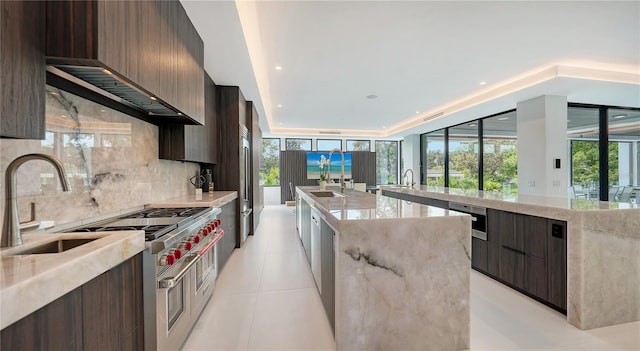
(46, 65), (198, 125)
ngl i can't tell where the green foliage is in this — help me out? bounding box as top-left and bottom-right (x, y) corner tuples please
(259, 139), (280, 185)
(571, 140), (599, 185)
(376, 141), (398, 184)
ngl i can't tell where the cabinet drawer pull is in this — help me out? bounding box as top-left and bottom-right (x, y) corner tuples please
(502, 245), (526, 255)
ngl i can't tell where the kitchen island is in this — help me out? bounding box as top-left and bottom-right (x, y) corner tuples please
(297, 186), (471, 351)
(382, 185), (640, 330)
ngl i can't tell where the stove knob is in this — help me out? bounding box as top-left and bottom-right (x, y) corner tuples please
(170, 249), (182, 259)
(159, 254), (175, 266)
(216, 219), (221, 226)
(202, 227), (210, 236)
(192, 235), (201, 244)
(180, 241), (193, 251)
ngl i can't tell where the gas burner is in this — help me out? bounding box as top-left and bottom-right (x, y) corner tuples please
(99, 226), (140, 231)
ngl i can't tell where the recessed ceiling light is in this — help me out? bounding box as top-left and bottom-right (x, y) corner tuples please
(497, 117), (509, 121)
(415, 110), (420, 114)
(50, 91), (58, 96)
(469, 123), (477, 127)
(277, 104), (283, 108)
(149, 96), (157, 101)
(382, 125), (387, 129)
(479, 81), (487, 85)
(278, 122), (283, 126)
(613, 114), (626, 119)
(275, 66), (282, 71)
(366, 94), (378, 99)
(102, 68), (112, 75)
(99, 109), (106, 113)
(177, 112), (183, 116)
(60, 115), (67, 118)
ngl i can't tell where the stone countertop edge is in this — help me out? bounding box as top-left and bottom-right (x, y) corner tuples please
(296, 186), (466, 230)
(381, 185), (640, 219)
(0, 230), (145, 330)
(147, 191), (238, 208)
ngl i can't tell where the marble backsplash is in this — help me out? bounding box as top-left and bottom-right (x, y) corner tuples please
(0, 86), (200, 229)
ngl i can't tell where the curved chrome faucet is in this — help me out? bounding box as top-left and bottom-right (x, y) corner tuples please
(326, 148), (346, 193)
(403, 169), (415, 188)
(2, 153), (71, 247)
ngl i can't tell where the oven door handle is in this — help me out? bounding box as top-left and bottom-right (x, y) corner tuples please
(197, 230), (224, 255)
(158, 254), (199, 289)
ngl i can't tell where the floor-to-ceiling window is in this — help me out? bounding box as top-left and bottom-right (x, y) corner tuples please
(608, 108), (640, 202)
(448, 123), (479, 190)
(483, 111), (518, 193)
(375, 140), (399, 185)
(567, 106), (600, 199)
(421, 129), (445, 186)
(260, 138), (280, 186)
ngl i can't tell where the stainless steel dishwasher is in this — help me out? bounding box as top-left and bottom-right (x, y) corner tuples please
(310, 207), (322, 291)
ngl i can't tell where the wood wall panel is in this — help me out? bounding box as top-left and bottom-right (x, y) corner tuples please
(1, 0), (46, 139)
(280, 151), (376, 203)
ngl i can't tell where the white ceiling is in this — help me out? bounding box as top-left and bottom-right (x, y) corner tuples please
(182, 0), (640, 139)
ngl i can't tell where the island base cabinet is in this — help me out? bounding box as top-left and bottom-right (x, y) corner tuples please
(548, 220), (567, 311)
(471, 237), (488, 272)
(487, 242), (500, 277)
(1, 254), (144, 351)
(320, 219), (335, 332)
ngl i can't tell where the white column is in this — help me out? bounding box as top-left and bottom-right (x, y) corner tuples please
(402, 134), (421, 184)
(516, 95), (568, 197)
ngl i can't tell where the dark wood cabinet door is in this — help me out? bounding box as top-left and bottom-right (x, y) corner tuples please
(1, 0), (46, 139)
(82, 254), (143, 351)
(499, 246), (525, 290)
(97, 0), (130, 77)
(471, 237), (488, 272)
(320, 219), (335, 332)
(0, 288), (83, 350)
(487, 241), (500, 277)
(218, 199), (238, 272)
(518, 214), (547, 258)
(548, 220), (567, 310)
(487, 208), (515, 245)
(525, 255), (547, 300)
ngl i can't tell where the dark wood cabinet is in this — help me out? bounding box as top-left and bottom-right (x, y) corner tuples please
(159, 73), (216, 163)
(1, 254), (144, 351)
(471, 237), (488, 273)
(486, 208), (565, 312)
(45, 0), (204, 125)
(248, 101), (263, 232)
(320, 219), (335, 332)
(218, 199), (238, 272)
(547, 220), (567, 310)
(1, 0), (46, 139)
(487, 241), (500, 276)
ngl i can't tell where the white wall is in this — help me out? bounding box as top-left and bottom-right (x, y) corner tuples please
(264, 186), (281, 205)
(516, 95), (568, 197)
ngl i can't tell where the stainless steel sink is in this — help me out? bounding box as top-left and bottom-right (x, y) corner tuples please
(310, 190), (345, 198)
(10, 238), (98, 255)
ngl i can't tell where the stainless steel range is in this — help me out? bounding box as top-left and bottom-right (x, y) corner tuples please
(71, 206), (224, 351)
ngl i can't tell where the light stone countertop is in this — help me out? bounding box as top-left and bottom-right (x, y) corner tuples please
(0, 230), (145, 330)
(381, 185), (639, 221)
(297, 186), (466, 230)
(147, 191), (237, 208)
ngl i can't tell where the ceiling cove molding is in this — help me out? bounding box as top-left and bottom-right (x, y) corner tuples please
(265, 64), (639, 138)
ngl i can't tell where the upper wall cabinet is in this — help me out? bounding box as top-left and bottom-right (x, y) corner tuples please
(1, 1), (46, 139)
(159, 73), (217, 164)
(45, 0), (205, 125)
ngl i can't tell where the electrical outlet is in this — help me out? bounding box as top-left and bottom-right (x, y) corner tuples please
(528, 181), (536, 187)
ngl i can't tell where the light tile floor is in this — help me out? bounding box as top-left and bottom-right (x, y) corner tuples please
(182, 205), (640, 351)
